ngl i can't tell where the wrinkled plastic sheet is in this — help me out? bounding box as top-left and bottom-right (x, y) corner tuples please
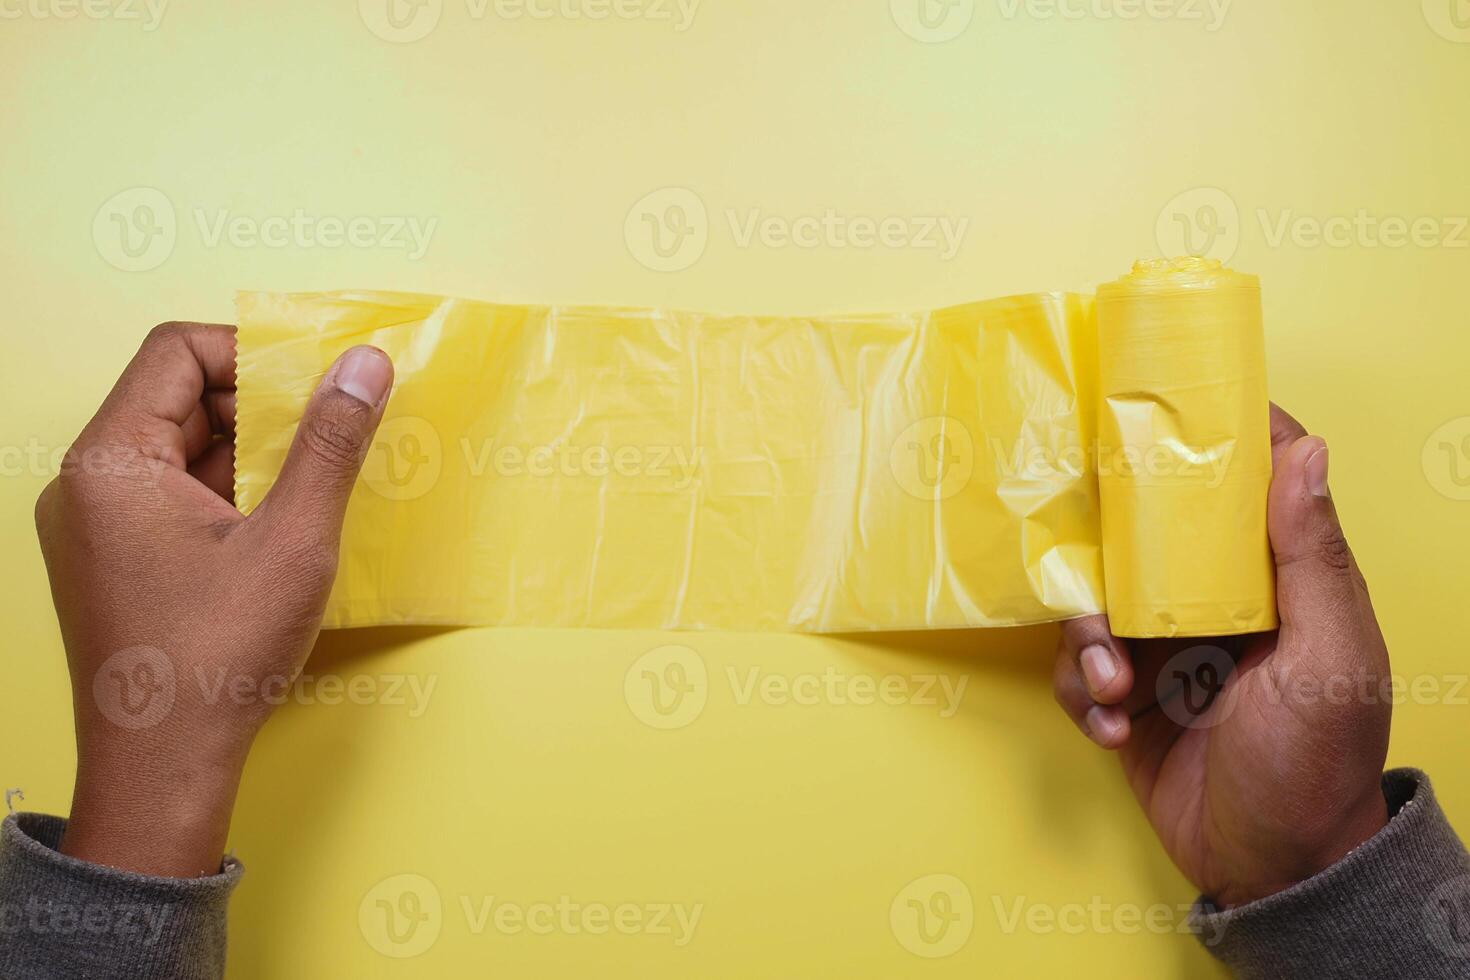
(234, 258), (1277, 637)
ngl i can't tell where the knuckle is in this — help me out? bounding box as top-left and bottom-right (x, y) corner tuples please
(1315, 525), (1353, 573)
(33, 479), (57, 531)
(146, 321), (189, 347)
(265, 528), (340, 585)
(302, 401), (369, 471)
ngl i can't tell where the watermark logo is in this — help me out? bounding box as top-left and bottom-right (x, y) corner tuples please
(1156, 644), (1236, 729)
(93, 187), (176, 273)
(624, 645), (708, 730)
(0, 0), (169, 30)
(1423, 0), (1470, 43)
(1156, 187), (1239, 264)
(625, 187), (708, 273)
(0, 898), (172, 946)
(890, 417), (974, 501)
(727, 666), (968, 717)
(363, 416), (443, 501)
(460, 895), (703, 944)
(890, 0), (975, 43)
(1424, 417), (1470, 502)
(1424, 875), (1470, 958)
(991, 894), (1227, 945)
(193, 667), (438, 717)
(625, 189), (968, 270)
(890, 874), (974, 958)
(1258, 209), (1468, 250)
(359, 0), (443, 42)
(726, 209), (968, 260)
(93, 190), (437, 272)
(93, 646), (175, 730)
(360, 874), (443, 958)
(995, 0), (1231, 31)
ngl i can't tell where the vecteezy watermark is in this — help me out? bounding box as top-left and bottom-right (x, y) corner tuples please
(727, 666), (969, 718)
(0, 0), (168, 30)
(0, 897), (172, 946)
(890, 874), (974, 958)
(92, 187), (437, 272)
(1422, 0), (1470, 44)
(988, 435), (1237, 488)
(358, 874), (703, 957)
(624, 645), (709, 730)
(362, 416), (445, 501)
(1157, 644), (1470, 730)
(357, 0), (699, 43)
(1257, 210), (1470, 251)
(1423, 875), (1470, 959)
(1424, 417), (1470, 502)
(890, 417), (976, 502)
(360, 874), (444, 958)
(0, 438), (169, 483)
(1156, 644), (1237, 729)
(193, 667), (438, 718)
(725, 209), (968, 261)
(1158, 187), (1470, 263)
(359, 416), (706, 502)
(990, 894), (1227, 947)
(995, 0), (1231, 31)
(1156, 187), (1241, 264)
(624, 646), (970, 730)
(92, 651), (439, 731)
(459, 895), (702, 946)
(94, 647), (177, 731)
(624, 187), (970, 272)
(624, 187), (708, 273)
(890, 0), (975, 43)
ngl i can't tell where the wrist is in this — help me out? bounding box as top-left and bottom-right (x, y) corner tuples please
(1215, 786), (1390, 908)
(63, 733), (252, 877)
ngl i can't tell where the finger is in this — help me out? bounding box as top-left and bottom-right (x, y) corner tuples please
(1053, 641), (1131, 749)
(187, 439), (236, 502)
(248, 346), (393, 550)
(180, 402), (215, 461)
(205, 389), (236, 437)
(100, 323), (236, 427)
(1267, 435), (1372, 657)
(79, 323), (236, 470)
(1059, 615), (1134, 705)
(1268, 403), (1308, 472)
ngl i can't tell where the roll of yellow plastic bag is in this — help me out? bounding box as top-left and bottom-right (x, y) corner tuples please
(1096, 260), (1276, 637)
(233, 257), (1277, 637)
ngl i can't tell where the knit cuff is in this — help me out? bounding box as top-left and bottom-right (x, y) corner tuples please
(1191, 769), (1470, 980)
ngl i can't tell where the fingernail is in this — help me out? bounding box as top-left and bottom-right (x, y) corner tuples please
(1080, 644), (1118, 697)
(1305, 440), (1330, 499)
(1085, 705), (1123, 746)
(333, 346), (392, 407)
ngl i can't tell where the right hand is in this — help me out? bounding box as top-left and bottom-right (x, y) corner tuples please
(1052, 405), (1393, 909)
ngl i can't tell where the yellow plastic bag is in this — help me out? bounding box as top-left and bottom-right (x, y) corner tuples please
(234, 258), (1277, 637)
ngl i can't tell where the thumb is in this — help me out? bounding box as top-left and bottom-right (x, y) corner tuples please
(1266, 435), (1363, 643)
(251, 345), (394, 547)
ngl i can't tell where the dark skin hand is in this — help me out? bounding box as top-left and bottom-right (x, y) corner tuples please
(36, 333), (1388, 908)
(1054, 405), (1392, 908)
(34, 323), (394, 877)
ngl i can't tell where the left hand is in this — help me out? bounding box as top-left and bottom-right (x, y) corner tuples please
(35, 322), (394, 876)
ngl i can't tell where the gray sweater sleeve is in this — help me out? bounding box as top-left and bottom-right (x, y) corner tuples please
(0, 812), (242, 980)
(1193, 768), (1470, 979)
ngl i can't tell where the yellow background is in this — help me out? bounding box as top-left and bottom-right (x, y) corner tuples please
(4, 1), (1470, 976)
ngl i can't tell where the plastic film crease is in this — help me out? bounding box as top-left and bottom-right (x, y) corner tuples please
(233, 259), (1277, 637)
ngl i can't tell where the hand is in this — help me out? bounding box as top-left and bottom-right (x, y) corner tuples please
(34, 323), (394, 877)
(1052, 405), (1392, 908)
